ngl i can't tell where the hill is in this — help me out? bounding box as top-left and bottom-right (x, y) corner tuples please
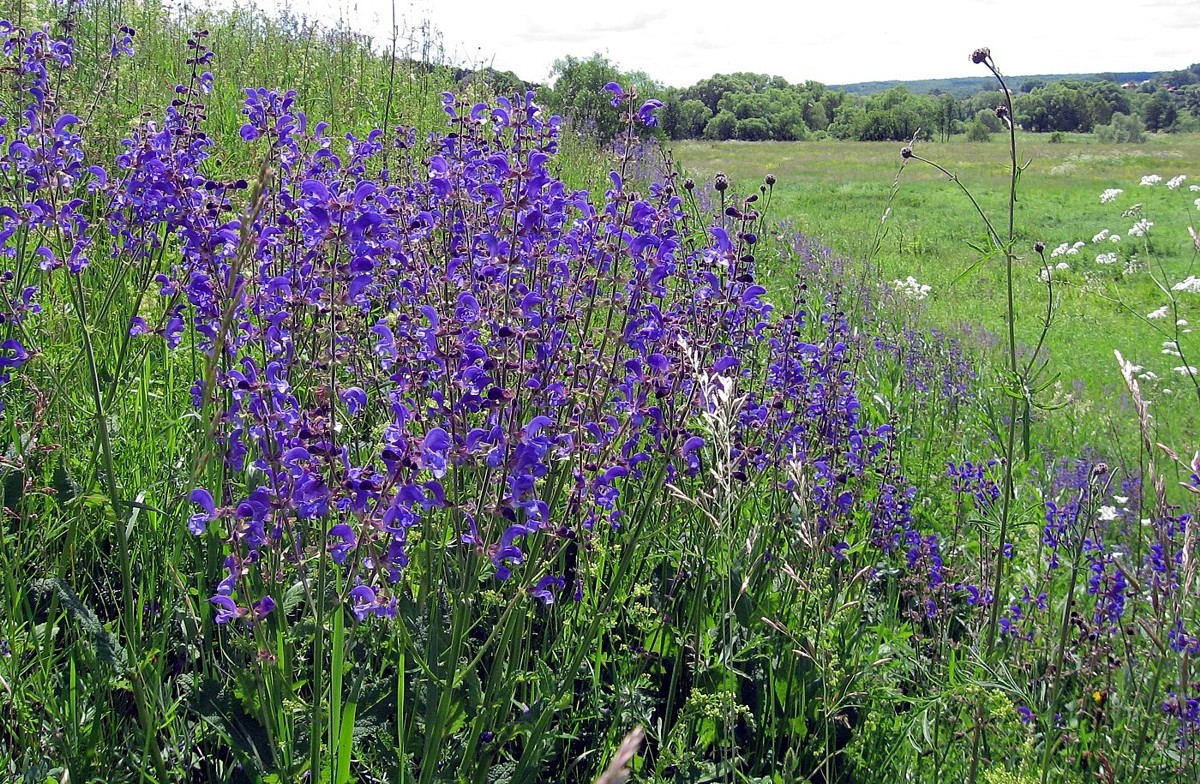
(831, 71), (1160, 97)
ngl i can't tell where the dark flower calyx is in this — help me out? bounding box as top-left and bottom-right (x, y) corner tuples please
(971, 47), (991, 64)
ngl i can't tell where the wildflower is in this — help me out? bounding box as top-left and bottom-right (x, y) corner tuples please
(1128, 219), (1153, 237)
(1141, 174), (1163, 186)
(1099, 505), (1118, 522)
(637, 99), (663, 127)
(1092, 229), (1111, 243)
(1174, 366), (1197, 376)
(1110, 234), (1121, 243)
(1095, 252), (1118, 265)
(1172, 276), (1200, 294)
(1100, 188), (1123, 203)
(1055, 262), (1070, 270)
(1148, 306), (1170, 319)
(970, 47), (991, 64)
(892, 276), (931, 300)
(1168, 174), (1188, 189)
(602, 81), (626, 107)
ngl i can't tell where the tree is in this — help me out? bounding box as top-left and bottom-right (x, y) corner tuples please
(703, 110), (736, 140)
(544, 54), (662, 142)
(936, 93), (960, 141)
(1144, 88), (1178, 131)
(545, 53), (624, 141)
(673, 99), (712, 139)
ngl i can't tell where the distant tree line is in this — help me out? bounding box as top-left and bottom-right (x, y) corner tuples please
(532, 55), (1200, 143)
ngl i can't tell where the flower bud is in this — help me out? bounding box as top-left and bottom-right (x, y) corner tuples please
(971, 47), (991, 64)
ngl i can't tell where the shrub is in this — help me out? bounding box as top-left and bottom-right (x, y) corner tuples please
(1095, 111), (1146, 143)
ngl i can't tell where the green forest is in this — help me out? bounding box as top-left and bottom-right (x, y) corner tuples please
(536, 53), (1200, 143)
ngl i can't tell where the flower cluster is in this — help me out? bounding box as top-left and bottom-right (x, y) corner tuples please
(892, 275), (931, 300)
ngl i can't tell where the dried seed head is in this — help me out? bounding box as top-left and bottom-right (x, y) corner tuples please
(971, 47), (991, 65)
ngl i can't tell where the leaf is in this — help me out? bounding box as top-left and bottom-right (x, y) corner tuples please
(193, 677), (274, 775)
(283, 581), (308, 616)
(31, 577), (127, 676)
(50, 459), (79, 506)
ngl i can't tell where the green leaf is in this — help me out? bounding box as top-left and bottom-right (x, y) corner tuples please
(31, 577), (127, 676)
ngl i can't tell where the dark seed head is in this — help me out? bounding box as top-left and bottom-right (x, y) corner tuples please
(971, 47), (991, 65)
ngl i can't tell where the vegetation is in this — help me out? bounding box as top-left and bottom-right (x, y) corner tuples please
(545, 54), (1200, 143)
(5, 3), (1200, 784)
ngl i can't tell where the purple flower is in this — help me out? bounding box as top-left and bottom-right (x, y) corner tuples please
(188, 488), (217, 535)
(603, 81), (626, 107)
(637, 99), (663, 127)
(419, 427), (452, 478)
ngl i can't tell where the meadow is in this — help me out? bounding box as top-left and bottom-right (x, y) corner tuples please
(3, 3), (1200, 784)
(672, 134), (1200, 452)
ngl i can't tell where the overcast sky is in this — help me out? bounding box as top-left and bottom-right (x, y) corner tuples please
(254, 0), (1200, 87)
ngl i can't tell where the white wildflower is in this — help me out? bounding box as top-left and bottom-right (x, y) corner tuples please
(1100, 188), (1123, 203)
(1050, 242), (1070, 258)
(1093, 229), (1111, 243)
(1172, 276), (1200, 294)
(1141, 174), (1163, 186)
(1110, 234), (1121, 243)
(1194, 198), (1200, 210)
(1163, 339), (1183, 356)
(1138, 370), (1159, 381)
(1169, 174), (1188, 189)
(1095, 252), (1119, 265)
(1147, 305), (1170, 319)
(1192, 184), (1200, 192)
(1055, 261), (1070, 270)
(1178, 319), (1189, 327)
(1098, 505), (1119, 522)
(1175, 366), (1198, 376)
(1114, 496), (1129, 505)
(1128, 219), (1153, 237)
(892, 276), (931, 300)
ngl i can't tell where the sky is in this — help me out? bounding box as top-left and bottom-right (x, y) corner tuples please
(249, 0), (1200, 87)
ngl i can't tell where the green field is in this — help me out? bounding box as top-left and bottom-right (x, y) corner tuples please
(674, 134), (1200, 451)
